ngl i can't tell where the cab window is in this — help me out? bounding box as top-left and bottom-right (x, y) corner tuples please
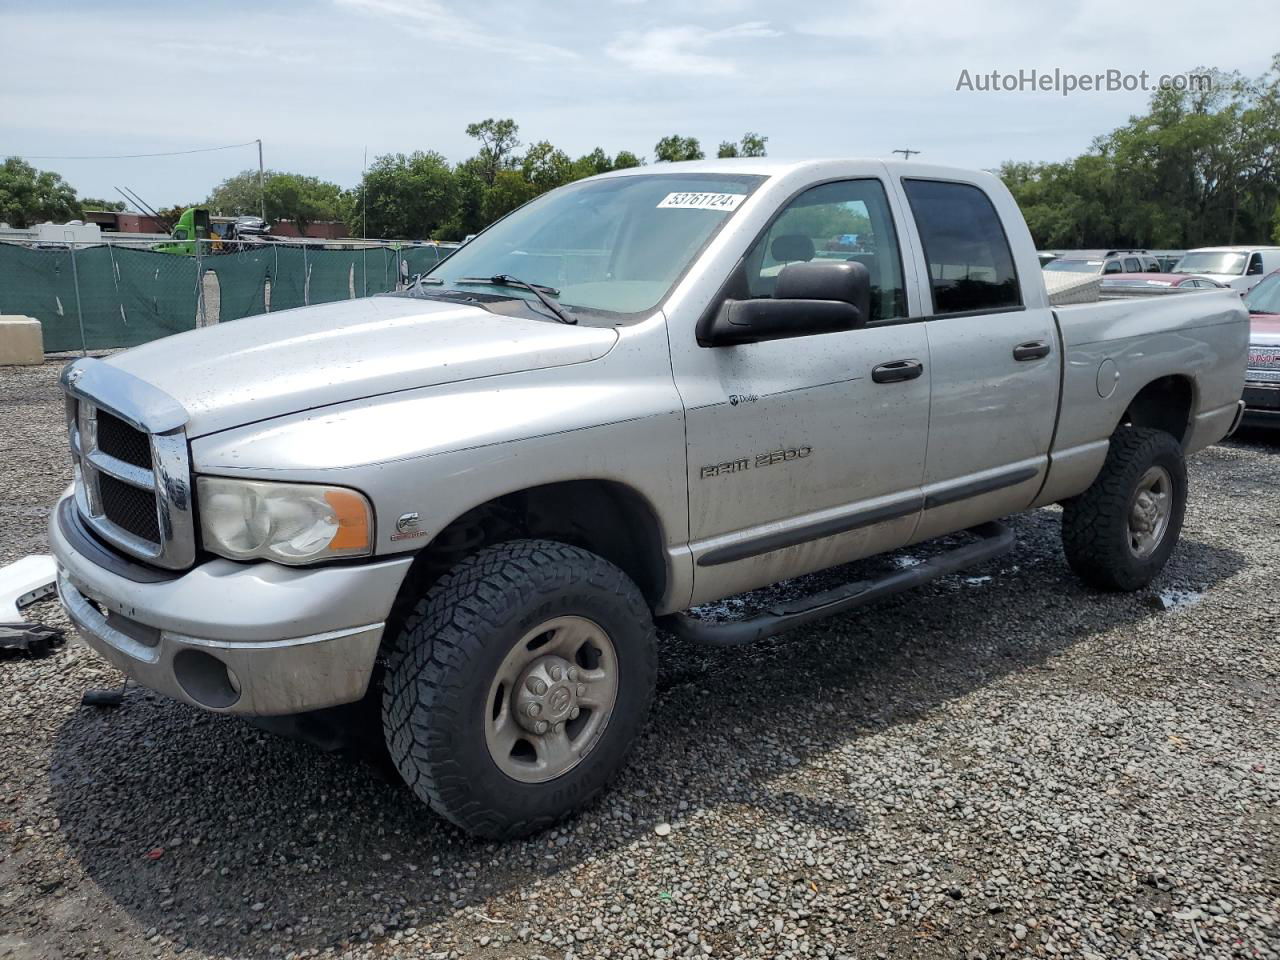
(744, 179), (907, 323)
(902, 179), (1021, 314)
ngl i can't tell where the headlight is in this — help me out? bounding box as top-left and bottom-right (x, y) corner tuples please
(196, 477), (373, 565)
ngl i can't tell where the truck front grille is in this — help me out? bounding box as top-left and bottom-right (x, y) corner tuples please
(98, 472), (162, 543)
(96, 410), (154, 470)
(62, 359), (195, 570)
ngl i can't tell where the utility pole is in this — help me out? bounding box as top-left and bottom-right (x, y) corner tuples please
(892, 149), (921, 160)
(257, 138), (266, 222)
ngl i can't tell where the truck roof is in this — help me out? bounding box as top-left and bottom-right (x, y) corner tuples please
(1185, 245), (1280, 253)
(590, 157), (997, 184)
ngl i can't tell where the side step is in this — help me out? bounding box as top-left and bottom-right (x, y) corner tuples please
(660, 521), (1014, 647)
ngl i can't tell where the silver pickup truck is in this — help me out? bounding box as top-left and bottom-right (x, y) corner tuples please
(50, 159), (1248, 837)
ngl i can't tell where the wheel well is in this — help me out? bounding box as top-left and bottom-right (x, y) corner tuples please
(1118, 375), (1194, 447)
(393, 481), (668, 616)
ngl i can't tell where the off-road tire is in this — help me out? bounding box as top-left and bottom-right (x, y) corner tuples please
(381, 539), (656, 838)
(1061, 427), (1187, 591)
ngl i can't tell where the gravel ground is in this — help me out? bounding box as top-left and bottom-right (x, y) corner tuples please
(1, 358), (1277, 960)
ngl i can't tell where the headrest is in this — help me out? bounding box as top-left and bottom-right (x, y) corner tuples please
(771, 234), (815, 263)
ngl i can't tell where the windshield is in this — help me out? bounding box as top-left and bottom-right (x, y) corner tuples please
(424, 173), (766, 319)
(1173, 252), (1247, 275)
(1245, 272), (1280, 313)
(1043, 259), (1103, 273)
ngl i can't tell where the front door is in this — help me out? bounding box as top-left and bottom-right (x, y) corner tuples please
(671, 177), (932, 605)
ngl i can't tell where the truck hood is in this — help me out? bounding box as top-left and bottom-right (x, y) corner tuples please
(1251, 313), (1280, 345)
(105, 296), (619, 437)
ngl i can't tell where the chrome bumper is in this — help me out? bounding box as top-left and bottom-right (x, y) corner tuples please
(50, 492), (413, 716)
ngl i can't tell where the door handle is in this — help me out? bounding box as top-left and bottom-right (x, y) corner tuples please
(1013, 341), (1051, 361)
(871, 359), (924, 383)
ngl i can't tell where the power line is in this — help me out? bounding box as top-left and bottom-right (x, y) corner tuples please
(16, 140), (260, 161)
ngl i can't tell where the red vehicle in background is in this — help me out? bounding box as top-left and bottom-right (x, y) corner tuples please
(1099, 273), (1227, 298)
(1243, 270), (1280, 427)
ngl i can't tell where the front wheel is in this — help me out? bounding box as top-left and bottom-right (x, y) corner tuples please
(381, 540), (656, 838)
(1061, 427), (1187, 591)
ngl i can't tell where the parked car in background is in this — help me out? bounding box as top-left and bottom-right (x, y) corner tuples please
(1099, 273), (1227, 299)
(1044, 250), (1163, 275)
(1038, 251), (1061, 267)
(1243, 269), (1280, 426)
(1149, 250), (1185, 273)
(1173, 246), (1280, 293)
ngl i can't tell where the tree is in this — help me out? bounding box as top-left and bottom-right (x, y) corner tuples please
(739, 132), (768, 157)
(574, 147), (614, 178)
(465, 118), (521, 186)
(654, 135), (704, 163)
(81, 198), (125, 212)
(521, 140), (575, 192)
(613, 150), (643, 170)
(263, 173), (345, 236)
(207, 169), (270, 217)
(717, 133), (767, 159)
(0, 157), (80, 227)
(482, 169), (540, 224)
(355, 151), (459, 239)
(1000, 54), (1280, 249)
(209, 169), (345, 235)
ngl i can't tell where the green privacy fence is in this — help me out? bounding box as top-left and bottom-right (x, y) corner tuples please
(0, 239), (457, 353)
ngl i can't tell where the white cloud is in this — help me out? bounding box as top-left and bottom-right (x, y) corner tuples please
(606, 20), (779, 76)
(335, 0), (579, 62)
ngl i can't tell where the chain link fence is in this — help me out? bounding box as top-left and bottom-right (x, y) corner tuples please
(0, 236), (458, 353)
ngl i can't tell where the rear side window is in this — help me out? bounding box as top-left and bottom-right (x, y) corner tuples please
(902, 179), (1021, 315)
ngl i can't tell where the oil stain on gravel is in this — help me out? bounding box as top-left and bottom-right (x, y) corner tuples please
(2, 360), (1278, 960)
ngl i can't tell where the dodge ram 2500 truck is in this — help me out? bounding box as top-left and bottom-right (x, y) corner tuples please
(51, 159), (1248, 838)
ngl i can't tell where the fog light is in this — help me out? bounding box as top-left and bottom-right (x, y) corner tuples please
(172, 648), (241, 709)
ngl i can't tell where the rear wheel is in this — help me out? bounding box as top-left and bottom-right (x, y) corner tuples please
(381, 539), (656, 838)
(1061, 427), (1187, 591)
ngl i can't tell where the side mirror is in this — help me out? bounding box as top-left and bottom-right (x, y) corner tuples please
(700, 260), (871, 347)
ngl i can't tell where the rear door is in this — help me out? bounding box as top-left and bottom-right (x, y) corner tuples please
(893, 177), (1059, 542)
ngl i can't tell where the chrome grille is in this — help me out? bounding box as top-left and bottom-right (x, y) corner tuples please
(61, 359), (195, 570)
(97, 410), (153, 470)
(1248, 346), (1280, 383)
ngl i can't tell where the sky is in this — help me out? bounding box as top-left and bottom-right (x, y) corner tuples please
(2, 0), (1277, 208)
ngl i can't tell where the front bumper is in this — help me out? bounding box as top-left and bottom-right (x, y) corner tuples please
(1243, 383), (1280, 427)
(50, 492), (413, 715)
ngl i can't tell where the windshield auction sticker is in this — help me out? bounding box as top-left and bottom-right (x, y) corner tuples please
(657, 192), (746, 211)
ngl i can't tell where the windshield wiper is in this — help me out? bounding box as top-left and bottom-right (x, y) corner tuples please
(456, 275), (576, 325)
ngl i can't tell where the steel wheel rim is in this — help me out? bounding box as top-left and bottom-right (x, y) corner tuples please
(484, 615), (619, 784)
(1128, 465), (1172, 559)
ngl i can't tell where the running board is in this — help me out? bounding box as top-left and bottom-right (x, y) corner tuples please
(660, 521), (1014, 647)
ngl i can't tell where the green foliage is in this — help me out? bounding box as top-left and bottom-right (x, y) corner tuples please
(717, 133), (768, 159)
(355, 151), (458, 240)
(82, 198), (126, 212)
(654, 135), (704, 163)
(1001, 56), (1280, 249)
(465, 118), (522, 186)
(0, 157), (80, 227)
(613, 150), (643, 170)
(208, 169), (345, 235)
(739, 133), (768, 157)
